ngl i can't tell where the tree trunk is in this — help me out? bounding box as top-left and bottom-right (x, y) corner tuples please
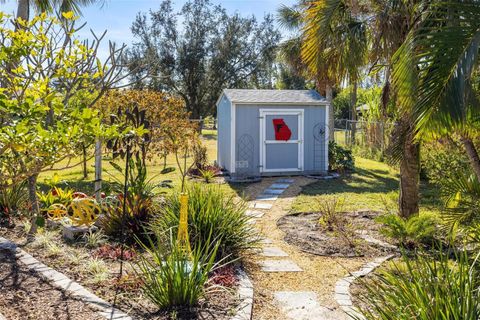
(16, 0), (30, 22)
(27, 173), (39, 235)
(94, 138), (102, 201)
(399, 128), (420, 219)
(326, 83), (334, 142)
(82, 144), (88, 179)
(461, 136), (480, 182)
(350, 81), (358, 144)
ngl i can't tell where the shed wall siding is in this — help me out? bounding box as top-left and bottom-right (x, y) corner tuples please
(234, 104), (327, 175)
(216, 95), (231, 171)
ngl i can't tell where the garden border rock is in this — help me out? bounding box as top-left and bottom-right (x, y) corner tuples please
(230, 267), (254, 320)
(0, 236), (131, 320)
(334, 254), (396, 319)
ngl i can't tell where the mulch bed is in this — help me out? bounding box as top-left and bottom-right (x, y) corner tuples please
(277, 210), (396, 257)
(0, 223), (240, 320)
(0, 248), (103, 320)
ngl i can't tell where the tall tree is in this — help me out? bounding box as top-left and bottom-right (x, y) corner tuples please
(0, 13), (130, 233)
(301, 0), (368, 142)
(393, 0), (480, 182)
(366, 0), (424, 218)
(277, 3), (336, 140)
(126, 0), (280, 118)
(299, 0), (424, 218)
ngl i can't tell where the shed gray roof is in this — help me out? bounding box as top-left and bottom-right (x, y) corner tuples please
(222, 89), (327, 105)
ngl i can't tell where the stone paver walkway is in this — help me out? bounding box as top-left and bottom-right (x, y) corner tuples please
(248, 180), (303, 275)
(274, 292), (338, 320)
(245, 177), (395, 320)
(245, 178), (347, 320)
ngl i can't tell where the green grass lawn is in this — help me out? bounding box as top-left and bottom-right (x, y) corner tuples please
(40, 130), (443, 214)
(38, 130), (245, 197)
(292, 157), (443, 215)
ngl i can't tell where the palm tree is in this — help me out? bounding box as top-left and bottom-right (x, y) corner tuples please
(367, 0), (424, 218)
(301, 0), (368, 143)
(277, 3), (336, 140)
(393, 0), (480, 182)
(301, 0), (426, 218)
(5, 0), (103, 21)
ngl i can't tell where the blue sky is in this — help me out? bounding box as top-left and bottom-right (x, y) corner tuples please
(1, 0), (296, 60)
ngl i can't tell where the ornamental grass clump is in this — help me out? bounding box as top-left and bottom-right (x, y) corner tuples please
(152, 183), (259, 262)
(136, 234), (220, 309)
(356, 248), (480, 320)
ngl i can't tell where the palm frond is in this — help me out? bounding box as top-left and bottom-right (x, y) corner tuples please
(393, 1), (480, 139)
(277, 4), (303, 31)
(301, 0), (367, 84)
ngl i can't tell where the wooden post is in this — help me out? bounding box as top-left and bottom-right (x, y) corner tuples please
(94, 138), (102, 201)
(326, 84), (334, 142)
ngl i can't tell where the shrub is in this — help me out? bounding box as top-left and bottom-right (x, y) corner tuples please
(356, 248), (480, 320)
(317, 196), (346, 231)
(151, 184), (259, 262)
(421, 139), (470, 185)
(0, 180), (27, 225)
(377, 213), (439, 249)
(84, 258), (110, 284)
(135, 234), (220, 309)
(101, 156), (160, 245)
(199, 167), (217, 183)
(192, 142), (208, 170)
(101, 194), (157, 245)
(329, 141), (355, 172)
(317, 196), (356, 247)
(37, 186), (74, 211)
(82, 230), (108, 249)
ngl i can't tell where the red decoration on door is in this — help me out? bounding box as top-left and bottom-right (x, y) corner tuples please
(272, 119), (292, 141)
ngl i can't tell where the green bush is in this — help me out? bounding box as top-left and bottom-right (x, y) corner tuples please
(136, 234), (220, 309)
(421, 140), (470, 185)
(0, 180), (27, 224)
(37, 186), (74, 210)
(329, 141), (355, 172)
(356, 248), (480, 320)
(100, 156), (160, 245)
(151, 184), (259, 262)
(352, 144), (384, 162)
(377, 213), (439, 249)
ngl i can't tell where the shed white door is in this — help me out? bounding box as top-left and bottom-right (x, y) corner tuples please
(259, 109), (304, 173)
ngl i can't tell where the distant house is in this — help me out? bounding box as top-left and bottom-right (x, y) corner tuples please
(216, 89), (329, 179)
(356, 104), (369, 118)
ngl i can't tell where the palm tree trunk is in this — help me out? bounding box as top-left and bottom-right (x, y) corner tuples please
(460, 136), (480, 182)
(16, 0), (30, 21)
(399, 127), (420, 219)
(326, 83), (334, 141)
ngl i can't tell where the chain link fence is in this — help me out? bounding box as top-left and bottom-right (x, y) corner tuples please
(334, 119), (394, 155)
(191, 117), (217, 131)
